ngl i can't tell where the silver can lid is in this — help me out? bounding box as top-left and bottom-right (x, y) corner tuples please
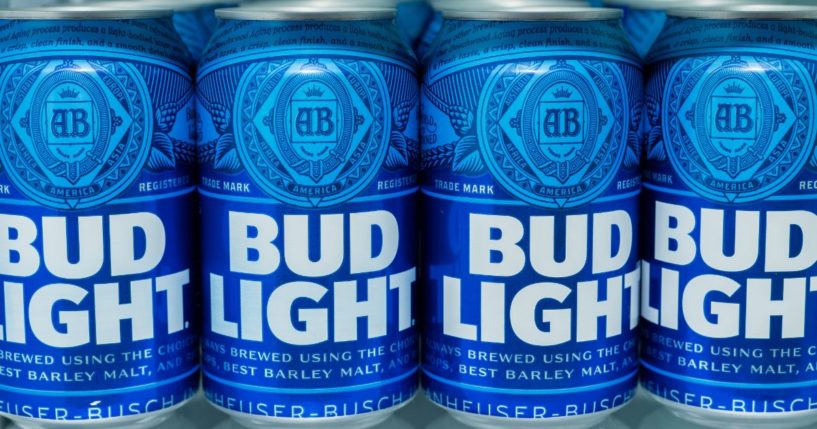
(0, 6), (172, 20)
(246, 0), (398, 6)
(432, 0), (589, 6)
(82, 0), (240, 13)
(669, 4), (817, 19)
(604, 0), (738, 10)
(216, 6), (397, 21)
(443, 6), (622, 21)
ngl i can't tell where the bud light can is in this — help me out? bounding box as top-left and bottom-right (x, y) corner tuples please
(642, 5), (817, 428)
(197, 6), (420, 429)
(0, 7), (199, 429)
(421, 7), (642, 429)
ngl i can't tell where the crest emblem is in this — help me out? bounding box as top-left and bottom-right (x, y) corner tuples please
(478, 60), (628, 208)
(235, 58), (389, 208)
(0, 59), (151, 209)
(664, 56), (816, 203)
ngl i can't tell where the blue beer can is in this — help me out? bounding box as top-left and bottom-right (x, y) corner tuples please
(0, 7), (199, 429)
(421, 7), (642, 429)
(197, 6), (420, 429)
(642, 4), (817, 428)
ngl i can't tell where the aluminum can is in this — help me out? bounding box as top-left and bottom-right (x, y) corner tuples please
(642, 5), (817, 429)
(421, 7), (642, 429)
(0, 7), (199, 429)
(197, 6), (420, 429)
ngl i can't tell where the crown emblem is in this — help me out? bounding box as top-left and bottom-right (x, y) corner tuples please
(59, 87), (80, 99)
(552, 86), (573, 99)
(304, 85), (325, 97)
(302, 58), (328, 72)
(724, 82), (745, 94)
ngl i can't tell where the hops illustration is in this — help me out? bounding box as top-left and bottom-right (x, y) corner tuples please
(213, 133), (241, 172)
(155, 104), (178, 134)
(452, 136), (484, 176)
(449, 105), (473, 137)
(386, 131), (410, 169)
(393, 100), (413, 132)
(147, 133), (176, 171)
(210, 103), (232, 134)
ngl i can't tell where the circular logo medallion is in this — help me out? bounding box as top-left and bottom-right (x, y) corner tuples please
(663, 55), (816, 203)
(0, 59), (152, 209)
(478, 59), (628, 208)
(234, 58), (390, 208)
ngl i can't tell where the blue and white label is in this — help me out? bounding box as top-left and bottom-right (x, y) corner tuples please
(0, 19), (198, 422)
(1, 59), (151, 210)
(421, 19), (642, 420)
(480, 59), (627, 208)
(235, 58), (389, 208)
(643, 18), (817, 414)
(197, 19), (419, 420)
(663, 55), (815, 203)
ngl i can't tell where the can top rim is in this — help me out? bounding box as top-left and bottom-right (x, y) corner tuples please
(216, 7), (397, 21)
(0, 7), (173, 20)
(125, 0), (242, 12)
(442, 7), (622, 21)
(668, 4), (817, 19)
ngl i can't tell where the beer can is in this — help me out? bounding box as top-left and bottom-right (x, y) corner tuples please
(421, 6), (642, 429)
(197, 5), (420, 429)
(642, 4), (817, 428)
(0, 7), (199, 429)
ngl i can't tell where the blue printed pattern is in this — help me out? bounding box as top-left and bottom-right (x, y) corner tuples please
(663, 55), (815, 203)
(197, 18), (419, 420)
(172, 4), (231, 61)
(642, 17), (817, 414)
(620, 8), (667, 58)
(421, 18), (642, 420)
(0, 18), (198, 422)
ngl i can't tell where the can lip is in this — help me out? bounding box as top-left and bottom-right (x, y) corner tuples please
(74, 0), (241, 13)
(668, 4), (817, 19)
(0, 6), (173, 20)
(431, 0), (590, 6)
(216, 6), (397, 21)
(603, 0), (734, 10)
(442, 7), (622, 21)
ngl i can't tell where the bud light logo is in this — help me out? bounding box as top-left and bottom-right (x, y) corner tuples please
(235, 58), (389, 208)
(664, 55), (816, 203)
(0, 59), (152, 210)
(478, 59), (628, 208)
